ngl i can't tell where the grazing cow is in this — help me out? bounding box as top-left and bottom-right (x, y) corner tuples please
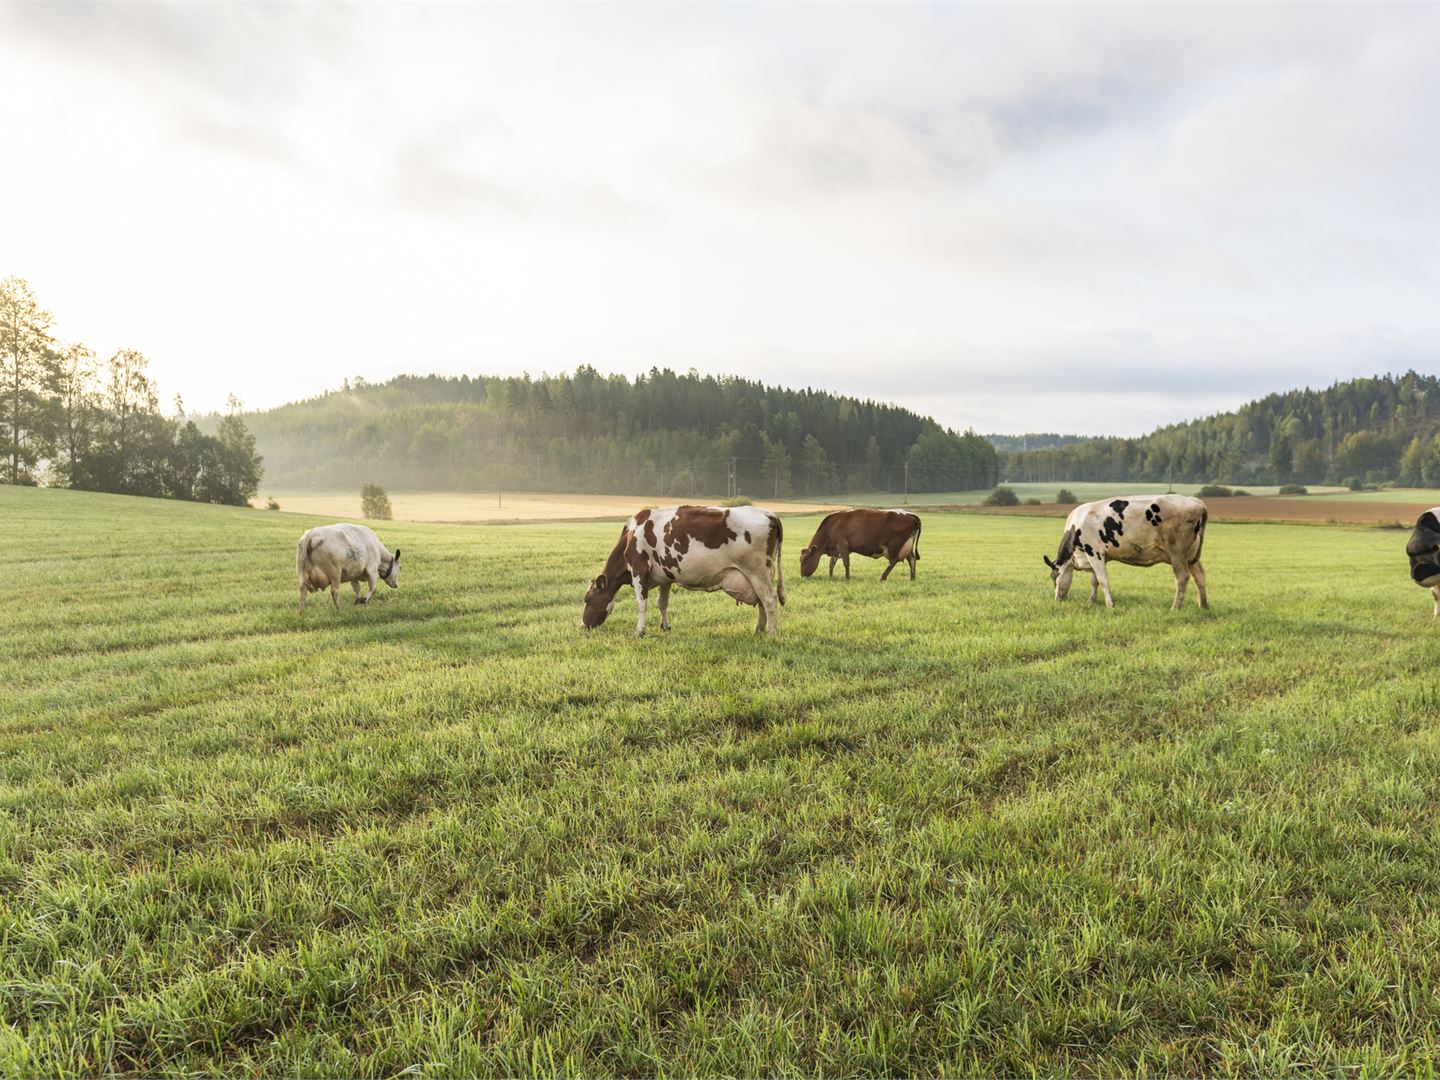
(296, 523), (400, 612)
(799, 509), (922, 580)
(1406, 508), (1440, 618)
(582, 505), (786, 636)
(1044, 494), (1208, 609)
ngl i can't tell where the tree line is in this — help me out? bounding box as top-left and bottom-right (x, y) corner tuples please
(246, 368), (998, 496)
(1000, 372), (1440, 489)
(1, 277), (263, 504)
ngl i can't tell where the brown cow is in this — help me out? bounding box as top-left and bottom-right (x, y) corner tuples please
(799, 509), (922, 580)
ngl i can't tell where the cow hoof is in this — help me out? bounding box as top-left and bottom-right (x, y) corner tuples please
(354, 597), (366, 605)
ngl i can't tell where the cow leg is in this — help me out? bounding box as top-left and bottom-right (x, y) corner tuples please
(634, 581), (649, 637)
(363, 570), (380, 604)
(908, 553), (917, 579)
(1092, 560), (1115, 608)
(1088, 578), (1098, 604)
(658, 583), (672, 631)
(298, 582), (308, 614)
(330, 581), (341, 611)
(1191, 561), (1209, 609)
(352, 579), (366, 604)
(842, 552), (851, 580)
(1431, 586), (1439, 619)
(880, 548), (898, 581)
(750, 572), (779, 635)
(1170, 556), (1190, 611)
(828, 556), (837, 577)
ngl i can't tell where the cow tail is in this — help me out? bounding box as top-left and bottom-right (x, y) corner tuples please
(296, 535), (307, 579)
(774, 518), (787, 606)
(1191, 508), (1208, 563)
(912, 517), (922, 561)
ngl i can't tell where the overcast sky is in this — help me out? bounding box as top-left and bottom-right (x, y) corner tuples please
(2, 2), (1436, 435)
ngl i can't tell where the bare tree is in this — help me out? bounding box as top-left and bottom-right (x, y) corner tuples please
(0, 277), (55, 484)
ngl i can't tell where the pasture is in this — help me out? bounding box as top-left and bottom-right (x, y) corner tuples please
(6, 485), (1440, 1075)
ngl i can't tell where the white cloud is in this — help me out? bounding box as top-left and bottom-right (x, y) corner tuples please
(0, 1), (1436, 434)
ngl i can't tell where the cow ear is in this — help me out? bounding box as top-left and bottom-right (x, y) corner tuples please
(595, 574), (607, 590)
(393, 549), (401, 562)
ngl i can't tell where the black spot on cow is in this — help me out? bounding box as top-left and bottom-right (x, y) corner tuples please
(1099, 514), (1124, 547)
(1109, 499), (1129, 515)
(1082, 542), (1096, 557)
(1150, 503), (1161, 514)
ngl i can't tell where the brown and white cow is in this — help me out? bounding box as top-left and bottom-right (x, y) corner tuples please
(1044, 494), (1208, 609)
(799, 508), (922, 580)
(582, 505), (786, 636)
(1406, 507), (1440, 618)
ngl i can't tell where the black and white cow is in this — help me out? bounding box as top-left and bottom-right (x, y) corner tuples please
(583, 505), (786, 636)
(1406, 507), (1440, 618)
(1044, 494), (1209, 609)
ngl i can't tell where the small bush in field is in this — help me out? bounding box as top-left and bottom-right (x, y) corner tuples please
(984, 486), (1019, 507)
(265, 497), (281, 511)
(721, 496), (752, 507)
(1197, 484), (1234, 498)
(1057, 488), (1077, 503)
(361, 483), (393, 520)
(1278, 484), (1308, 495)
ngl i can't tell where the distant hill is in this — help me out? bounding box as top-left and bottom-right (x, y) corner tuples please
(236, 368), (997, 497)
(985, 433), (1095, 454)
(1001, 371), (1440, 488)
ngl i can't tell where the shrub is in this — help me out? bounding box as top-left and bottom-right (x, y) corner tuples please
(361, 483), (393, 520)
(1232, 489), (1252, 497)
(1277, 484), (1308, 495)
(1056, 488), (1077, 504)
(720, 496), (752, 507)
(265, 497), (281, 511)
(1024, 497), (1043, 505)
(1197, 484), (1234, 498)
(1343, 476), (1364, 492)
(983, 485), (1020, 507)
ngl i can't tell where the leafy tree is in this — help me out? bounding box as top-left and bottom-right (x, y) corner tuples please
(361, 483), (393, 520)
(0, 276), (55, 484)
(54, 342), (98, 487)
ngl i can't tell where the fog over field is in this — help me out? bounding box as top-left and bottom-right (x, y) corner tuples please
(2, 2), (1438, 434)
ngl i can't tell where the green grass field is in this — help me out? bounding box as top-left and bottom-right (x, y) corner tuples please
(6, 485), (1440, 1075)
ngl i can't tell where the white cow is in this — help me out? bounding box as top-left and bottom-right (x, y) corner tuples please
(1406, 508), (1440, 618)
(296, 523), (401, 612)
(1044, 494), (1209, 609)
(582, 505), (785, 635)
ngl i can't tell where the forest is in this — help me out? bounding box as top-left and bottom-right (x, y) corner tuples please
(1, 277), (263, 505)
(1000, 372), (1440, 489)
(242, 369), (1000, 496)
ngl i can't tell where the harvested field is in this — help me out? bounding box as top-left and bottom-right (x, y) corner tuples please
(256, 490), (845, 523)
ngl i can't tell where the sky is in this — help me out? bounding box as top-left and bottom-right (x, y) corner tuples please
(1, 1), (1437, 436)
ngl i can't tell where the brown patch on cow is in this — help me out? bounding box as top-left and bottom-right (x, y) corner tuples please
(634, 508), (651, 525)
(744, 531), (751, 543)
(664, 505), (738, 554)
(643, 518), (657, 548)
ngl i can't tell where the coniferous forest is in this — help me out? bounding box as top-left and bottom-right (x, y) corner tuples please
(242, 369), (999, 496)
(1001, 373), (1440, 489)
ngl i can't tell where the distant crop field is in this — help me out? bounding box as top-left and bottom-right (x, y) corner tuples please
(6, 485), (1440, 1075)
(256, 490), (846, 524)
(845, 482), (1349, 508)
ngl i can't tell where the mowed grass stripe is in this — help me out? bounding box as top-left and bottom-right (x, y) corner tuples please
(4, 485), (1440, 1075)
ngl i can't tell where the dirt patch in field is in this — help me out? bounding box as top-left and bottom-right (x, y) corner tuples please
(256, 491), (846, 524)
(968, 495), (1435, 526)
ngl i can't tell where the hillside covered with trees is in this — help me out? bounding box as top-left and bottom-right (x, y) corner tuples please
(1001, 372), (1440, 489)
(1, 277), (263, 505)
(242, 369), (999, 497)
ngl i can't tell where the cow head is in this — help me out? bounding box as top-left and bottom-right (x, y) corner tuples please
(381, 549), (401, 588)
(582, 572), (620, 628)
(1043, 528), (1078, 600)
(1407, 511), (1440, 587)
(799, 545), (824, 578)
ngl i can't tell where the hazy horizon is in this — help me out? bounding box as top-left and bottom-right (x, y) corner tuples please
(3, 1), (1436, 437)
